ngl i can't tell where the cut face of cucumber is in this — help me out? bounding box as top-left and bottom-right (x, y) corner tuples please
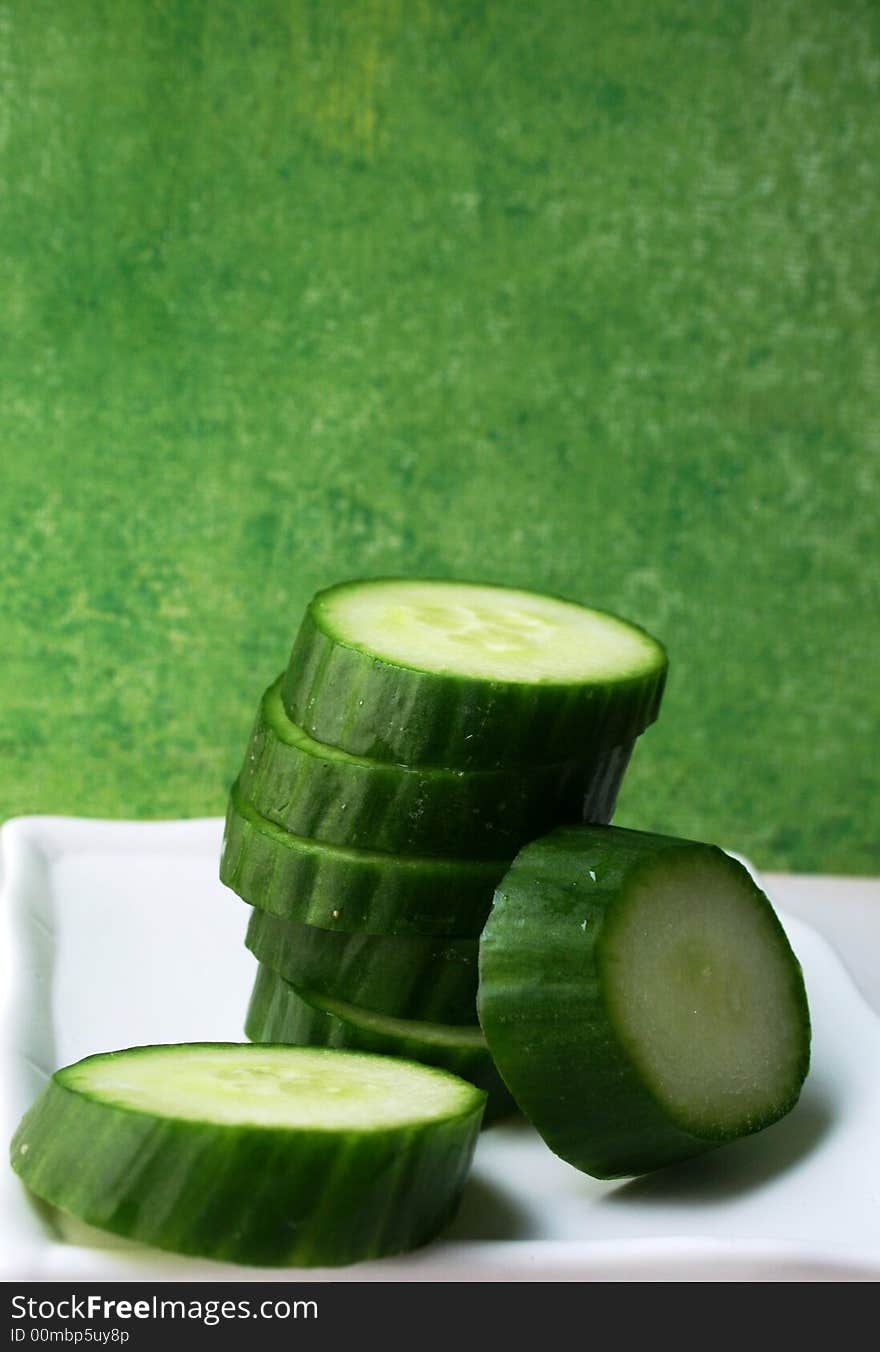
(283, 578), (666, 768)
(237, 677), (618, 859)
(478, 826), (811, 1177)
(221, 782), (504, 937)
(11, 1044), (484, 1267)
(602, 849), (808, 1137)
(246, 966), (516, 1125)
(246, 910), (480, 1025)
(318, 579), (662, 683)
(62, 1043), (466, 1130)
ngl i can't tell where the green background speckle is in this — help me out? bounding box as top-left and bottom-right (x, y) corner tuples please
(1, 1), (877, 872)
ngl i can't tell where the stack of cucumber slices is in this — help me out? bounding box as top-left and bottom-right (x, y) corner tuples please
(10, 576), (811, 1269)
(219, 578), (670, 1118)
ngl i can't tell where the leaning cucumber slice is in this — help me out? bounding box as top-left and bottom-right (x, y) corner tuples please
(238, 677), (622, 859)
(221, 783), (504, 937)
(246, 966), (516, 1125)
(478, 825), (810, 1178)
(10, 1044), (484, 1267)
(246, 910), (479, 1025)
(282, 578), (667, 769)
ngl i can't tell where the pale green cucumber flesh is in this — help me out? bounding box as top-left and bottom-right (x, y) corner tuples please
(10, 1044), (484, 1267)
(315, 578), (664, 683)
(246, 910), (480, 1025)
(478, 826), (811, 1177)
(282, 577), (667, 768)
(221, 782), (504, 937)
(246, 966), (516, 1126)
(238, 677), (622, 859)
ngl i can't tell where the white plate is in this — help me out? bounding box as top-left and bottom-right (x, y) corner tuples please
(2, 816), (879, 1283)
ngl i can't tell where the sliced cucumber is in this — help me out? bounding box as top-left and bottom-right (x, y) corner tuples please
(478, 825), (811, 1178)
(238, 677), (620, 859)
(221, 782), (504, 937)
(281, 578), (667, 769)
(10, 1044), (484, 1267)
(246, 966), (516, 1125)
(246, 910), (479, 1025)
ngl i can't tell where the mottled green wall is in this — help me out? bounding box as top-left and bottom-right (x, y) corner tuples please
(2, 1), (877, 872)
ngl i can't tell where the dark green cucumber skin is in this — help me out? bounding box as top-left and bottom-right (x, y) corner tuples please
(246, 967), (516, 1126)
(281, 583), (667, 770)
(221, 783), (505, 937)
(246, 910), (479, 1025)
(581, 740), (632, 824)
(478, 826), (811, 1178)
(10, 1047), (484, 1268)
(238, 677), (624, 860)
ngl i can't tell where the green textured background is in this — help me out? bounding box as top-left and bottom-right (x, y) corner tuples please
(2, 1), (877, 873)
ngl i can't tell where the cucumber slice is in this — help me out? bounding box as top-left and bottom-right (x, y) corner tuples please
(238, 677), (623, 859)
(281, 578), (667, 769)
(10, 1044), (484, 1267)
(246, 966), (516, 1125)
(246, 910), (479, 1025)
(222, 784), (504, 937)
(478, 826), (811, 1178)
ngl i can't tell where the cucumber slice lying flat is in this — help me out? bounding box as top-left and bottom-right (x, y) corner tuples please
(238, 677), (622, 859)
(246, 966), (516, 1125)
(246, 910), (479, 1025)
(478, 826), (811, 1178)
(281, 578), (667, 769)
(10, 1044), (484, 1267)
(221, 782), (504, 937)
